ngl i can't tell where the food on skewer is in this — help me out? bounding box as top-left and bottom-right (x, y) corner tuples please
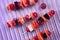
(7, 0), (38, 10)
(28, 30), (51, 40)
(7, 12), (38, 27)
(26, 10), (55, 32)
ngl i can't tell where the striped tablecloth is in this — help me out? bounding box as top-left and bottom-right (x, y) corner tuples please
(0, 0), (60, 40)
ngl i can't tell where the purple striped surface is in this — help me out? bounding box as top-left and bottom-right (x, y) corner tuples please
(0, 0), (60, 40)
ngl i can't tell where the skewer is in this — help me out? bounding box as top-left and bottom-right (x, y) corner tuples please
(7, 0), (38, 10)
(7, 12), (38, 27)
(28, 30), (51, 40)
(26, 10), (55, 32)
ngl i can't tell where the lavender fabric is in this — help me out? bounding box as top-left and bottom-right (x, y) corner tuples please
(0, 0), (60, 40)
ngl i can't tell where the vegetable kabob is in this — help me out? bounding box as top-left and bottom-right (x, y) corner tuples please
(28, 30), (51, 40)
(26, 10), (55, 32)
(7, 0), (38, 10)
(7, 12), (38, 27)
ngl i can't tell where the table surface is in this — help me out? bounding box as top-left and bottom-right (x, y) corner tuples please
(0, 0), (60, 40)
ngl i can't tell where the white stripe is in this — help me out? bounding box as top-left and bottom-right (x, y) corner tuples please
(29, 0), (34, 3)
(27, 24), (33, 31)
(20, 17), (25, 24)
